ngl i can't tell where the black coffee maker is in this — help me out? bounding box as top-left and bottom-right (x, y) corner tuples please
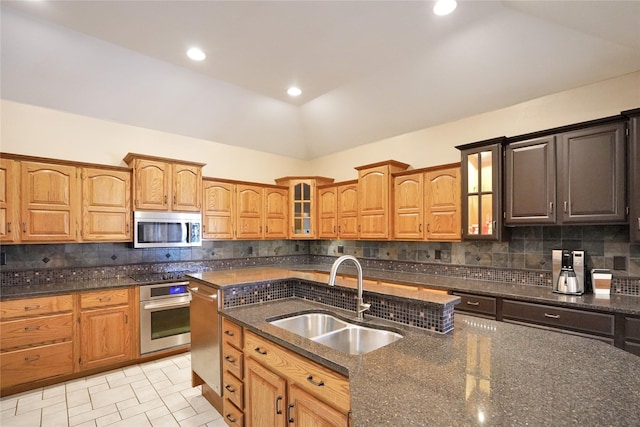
(552, 249), (585, 295)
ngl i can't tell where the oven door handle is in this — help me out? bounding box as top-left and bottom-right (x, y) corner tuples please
(142, 300), (191, 310)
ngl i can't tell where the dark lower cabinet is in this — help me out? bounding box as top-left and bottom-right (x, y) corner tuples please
(625, 108), (640, 242)
(625, 316), (640, 356)
(452, 292), (497, 318)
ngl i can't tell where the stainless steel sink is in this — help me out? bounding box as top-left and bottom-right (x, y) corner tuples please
(269, 313), (349, 338)
(268, 312), (402, 355)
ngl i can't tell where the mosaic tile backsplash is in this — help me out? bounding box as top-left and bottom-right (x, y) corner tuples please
(222, 279), (455, 333)
(1, 224), (639, 296)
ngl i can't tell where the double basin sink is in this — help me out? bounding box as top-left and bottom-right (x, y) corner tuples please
(269, 312), (402, 355)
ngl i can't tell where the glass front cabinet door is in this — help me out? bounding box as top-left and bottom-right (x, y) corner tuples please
(457, 138), (504, 240)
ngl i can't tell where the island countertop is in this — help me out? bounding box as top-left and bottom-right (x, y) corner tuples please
(221, 298), (640, 426)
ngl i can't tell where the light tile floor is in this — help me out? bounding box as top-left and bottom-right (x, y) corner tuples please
(0, 353), (227, 427)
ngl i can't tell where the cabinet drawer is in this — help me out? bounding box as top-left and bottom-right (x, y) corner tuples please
(625, 317), (640, 341)
(1, 313), (73, 351)
(245, 331), (350, 414)
(502, 300), (614, 336)
(223, 370), (244, 410)
(0, 341), (74, 389)
(222, 342), (243, 380)
(80, 288), (129, 309)
(1, 295), (73, 320)
(453, 292), (496, 317)
(222, 318), (243, 349)
(624, 341), (640, 357)
(223, 398), (244, 427)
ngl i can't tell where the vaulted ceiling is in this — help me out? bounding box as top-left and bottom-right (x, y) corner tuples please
(2, 1), (639, 160)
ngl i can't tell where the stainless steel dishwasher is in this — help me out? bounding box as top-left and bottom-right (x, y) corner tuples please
(188, 282), (222, 411)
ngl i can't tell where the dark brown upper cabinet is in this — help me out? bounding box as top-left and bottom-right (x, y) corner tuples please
(505, 119), (627, 226)
(624, 108), (640, 242)
(457, 138), (505, 241)
(505, 136), (556, 224)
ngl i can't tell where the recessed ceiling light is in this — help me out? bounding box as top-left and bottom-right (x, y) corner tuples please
(287, 87), (302, 97)
(186, 47), (206, 61)
(433, 0), (457, 16)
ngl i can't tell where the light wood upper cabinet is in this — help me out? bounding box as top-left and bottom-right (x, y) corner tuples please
(124, 153), (204, 212)
(424, 165), (461, 241)
(357, 161), (409, 239)
(264, 187), (288, 239)
(394, 172), (424, 240)
(203, 179), (235, 239)
(81, 167), (132, 241)
(318, 185), (338, 239)
(0, 158), (20, 243)
(275, 177), (334, 239)
(236, 184), (263, 239)
(20, 161), (80, 242)
(337, 182), (358, 239)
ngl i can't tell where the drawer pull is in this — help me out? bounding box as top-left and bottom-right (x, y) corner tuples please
(24, 305), (41, 311)
(254, 347), (267, 355)
(225, 413), (236, 423)
(24, 354), (41, 362)
(224, 384), (236, 393)
(224, 330), (235, 337)
(276, 396), (283, 414)
(98, 297), (112, 302)
(24, 326), (41, 331)
(224, 355), (236, 363)
(544, 313), (560, 319)
(287, 403), (295, 423)
(306, 375), (324, 387)
(466, 301), (480, 306)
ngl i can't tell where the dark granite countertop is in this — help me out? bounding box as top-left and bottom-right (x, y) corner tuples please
(222, 298), (640, 426)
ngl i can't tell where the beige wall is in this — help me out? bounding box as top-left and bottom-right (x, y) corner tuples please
(0, 100), (306, 184)
(2, 71), (639, 183)
(310, 71), (640, 181)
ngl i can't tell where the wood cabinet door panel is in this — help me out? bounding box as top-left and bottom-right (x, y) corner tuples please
(394, 173), (423, 240)
(133, 159), (170, 211)
(0, 341), (74, 389)
(80, 306), (131, 370)
(0, 158), (19, 243)
(425, 167), (461, 240)
(318, 187), (337, 239)
(288, 384), (348, 427)
(1, 313), (73, 351)
(82, 168), (131, 241)
(559, 122), (626, 223)
(337, 183), (358, 238)
(505, 137), (556, 224)
(203, 180), (234, 239)
(245, 357), (286, 427)
(264, 188), (288, 239)
(21, 161), (79, 241)
(236, 185), (263, 239)
(173, 164), (202, 212)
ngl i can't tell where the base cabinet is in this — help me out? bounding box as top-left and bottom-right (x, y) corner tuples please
(243, 330), (351, 427)
(625, 316), (640, 356)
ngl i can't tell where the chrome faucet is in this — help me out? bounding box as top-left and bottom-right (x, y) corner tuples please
(328, 255), (371, 320)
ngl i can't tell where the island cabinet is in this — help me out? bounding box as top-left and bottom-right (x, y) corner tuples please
(222, 318), (245, 427)
(244, 330), (351, 427)
(0, 294), (75, 391)
(275, 177), (334, 239)
(20, 160), (81, 242)
(317, 180), (358, 240)
(393, 164), (461, 241)
(0, 158), (19, 243)
(203, 179), (288, 240)
(78, 288), (133, 371)
(356, 160), (410, 240)
(505, 119), (627, 225)
(457, 139), (505, 241)
(81, 167), (132, 241)
(624, 108), (640, 242)
(124, 153), (204, 212)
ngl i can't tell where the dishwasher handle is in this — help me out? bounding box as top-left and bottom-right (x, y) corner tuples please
(188, 286), (218, 300)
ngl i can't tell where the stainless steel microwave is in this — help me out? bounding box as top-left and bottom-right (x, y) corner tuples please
(133, 211), (202, 248)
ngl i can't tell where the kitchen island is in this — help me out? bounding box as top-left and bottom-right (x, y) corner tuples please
(188, 268), (640, 426)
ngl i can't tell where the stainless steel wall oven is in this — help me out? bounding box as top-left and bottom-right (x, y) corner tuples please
(139, 281), (191, 354)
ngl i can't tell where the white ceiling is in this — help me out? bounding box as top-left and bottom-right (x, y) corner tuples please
(2, 1), (639, 160)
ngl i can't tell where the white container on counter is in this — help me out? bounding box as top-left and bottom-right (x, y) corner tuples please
(591, 269), (612, 297)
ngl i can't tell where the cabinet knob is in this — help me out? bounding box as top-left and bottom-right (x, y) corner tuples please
(7, 222), (11, 233)
(22, 222), (27, 233)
